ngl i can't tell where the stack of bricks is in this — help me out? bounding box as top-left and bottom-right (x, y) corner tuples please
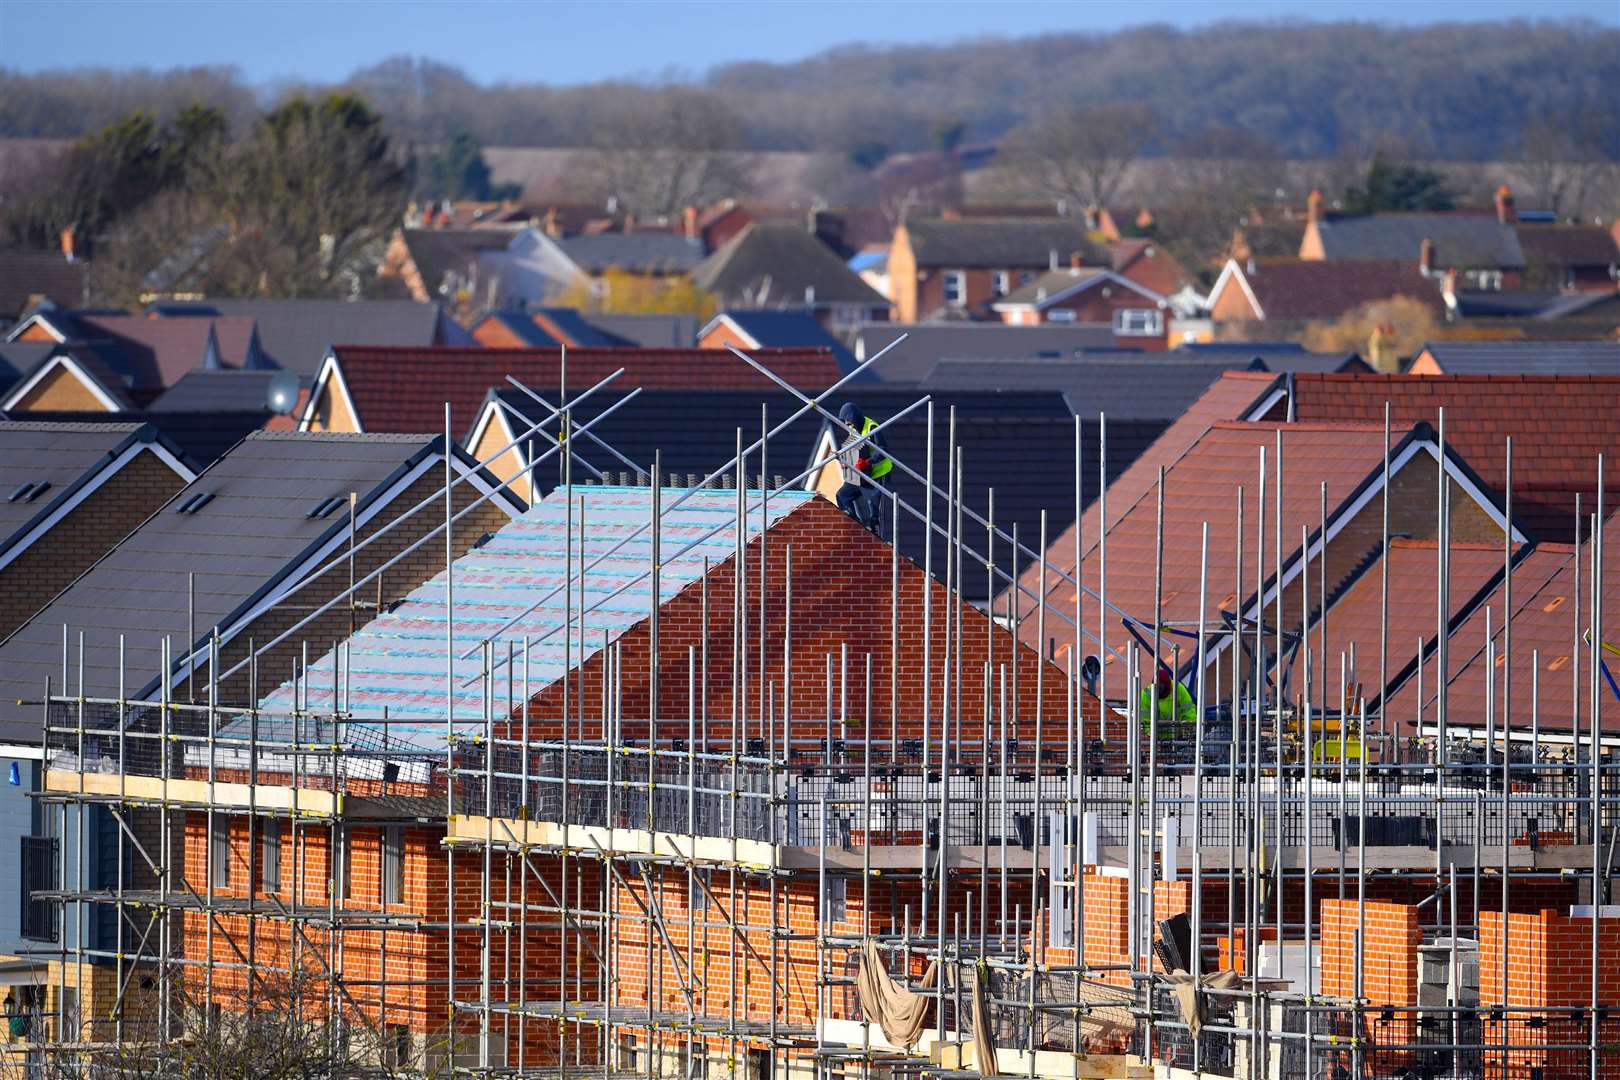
(1479, 908), (1620, 1080)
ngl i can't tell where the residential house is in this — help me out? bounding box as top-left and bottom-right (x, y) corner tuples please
(298, 346), (844, 435)
(75, 481), (1088, 1069)
(378, 226), (530, 308)
(471, 308), (632, 349)
(848, 245), (891, 304)
(1408, 340), (1620, 375)
(146, 299), (473, 383)
(1205, 257), (1445, 334)
(886, 219), (1103, 322)
(6, 430), (524, 1050)
(697, 311), (854, 371)
(1012, 417), (1520, 684)
(1515, 219), (1620, 292)
(1108, 237), (1189, 298)
(0, 421), (195, 638)
(690, 224), (890, 331)
(1298, 188), (1526, 291)
(3, 307), (265, 412)
(989, 266), (1173, 349)
(11, 405), (269, 471)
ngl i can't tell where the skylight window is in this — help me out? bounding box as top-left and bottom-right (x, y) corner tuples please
(7, 481), (51, 503)
(306, 495), (349, 519)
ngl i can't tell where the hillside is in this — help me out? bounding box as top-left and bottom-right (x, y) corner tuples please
(2, 19), (1615, 162)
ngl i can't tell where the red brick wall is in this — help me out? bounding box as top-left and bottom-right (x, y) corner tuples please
(0, 448), (186, 637)
(1319, 898), (1421, 1004)
(515, 497), (1091, 749)
(1480, 909), (1620, 1079)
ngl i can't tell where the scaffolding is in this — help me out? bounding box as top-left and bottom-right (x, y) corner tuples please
(22, 345), (1620, 1080)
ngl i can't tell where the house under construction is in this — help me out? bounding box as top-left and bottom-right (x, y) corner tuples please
(21, 350), (1620, 1080)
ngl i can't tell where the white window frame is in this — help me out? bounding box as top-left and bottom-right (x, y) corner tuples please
(1113, 308), (1164, 336)
(941, 269), (966, 307)
(991, 270), (1010, 297)
(1046, 308), (1078, 323)
(382, 825), (404, 906)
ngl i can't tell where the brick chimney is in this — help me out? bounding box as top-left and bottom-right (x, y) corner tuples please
(59, 226), (76, 262)
(683, 205), (699, 239)
(1419, 237), (1434, 276)
(1307, 189), (1324, 224)
(1495, 185), (1516, 223)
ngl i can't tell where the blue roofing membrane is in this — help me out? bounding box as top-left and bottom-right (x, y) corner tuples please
(255, 485), (812, 745)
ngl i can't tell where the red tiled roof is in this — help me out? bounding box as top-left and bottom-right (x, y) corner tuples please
(1236, 258), (1445, 319)
(1514, 224), (1619, 269)
(1283, 373), (1620, 541)
(1023, 419), (1398, 667)
(1382, 540), (1583, 732)
(1007, 370), (1282, 620)
(328, 346), (844, 434)
(1291, 538), (1516, 713)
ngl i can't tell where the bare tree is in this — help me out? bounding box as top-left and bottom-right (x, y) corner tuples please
(1002, 103), (1160, 213)
(567, 87), (755, 217)
(1517, 110), (1617, 220)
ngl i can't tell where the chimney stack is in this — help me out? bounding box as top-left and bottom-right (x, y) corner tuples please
(1307, 189), (1324, 224)
(1419, 237), (1434, 276)
(1495, 185), (1516, 224)
(1070, 250), (1082, 270)
(59, 226), (76, 262)
(683, 206), (699, 239)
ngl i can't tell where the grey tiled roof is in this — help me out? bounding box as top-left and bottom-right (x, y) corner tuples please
(1314, 214), (1525, 269)
(557, 233), (705, 274)
(1418, 340), (1620, 375)
(0, 432), (481, 741)
(901, 219), (1102, 269)
(692, 224), (888, 307)
(147, 298), (458, 378)
(0, 421), (148, 549)
(853, 323), (1118, 383)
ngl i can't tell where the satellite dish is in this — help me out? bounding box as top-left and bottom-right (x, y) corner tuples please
(266, 371), (301, 416)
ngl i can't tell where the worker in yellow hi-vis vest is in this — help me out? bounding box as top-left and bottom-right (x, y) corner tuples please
(834, 401), (892, 537)
(1140, 665), (1198, 738)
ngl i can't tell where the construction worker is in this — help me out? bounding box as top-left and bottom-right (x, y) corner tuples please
(1140, 665), (1198, 737)
(834, 401), (892, 536)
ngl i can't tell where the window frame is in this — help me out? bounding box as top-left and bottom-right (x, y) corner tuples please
(941, 269), (967, 307)
(1112, 308), (1164, 336)
(209, 816), (230, 891)
(381, 825), (404, 906)
(261, 818), (282, 892)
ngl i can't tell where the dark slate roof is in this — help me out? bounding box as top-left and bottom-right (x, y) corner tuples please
(0, 340), (55, 394)
(479, 311), (560, 347)
(148, 369), (276, 412)
(0, 421), (153, 554)
(490, 387), (826, 497)
(901, 219), (1102, 269)
(706, 310), (856, 370)
(997, 267), (1118, 306)
(530, 307), (634, 347)
(1162, 342), (1369, 373)
(0, 432), (498, 740)
(919, 359), (1264, 420)
(691, 224), (889, 307)
(11, 409), (267, 469)
(1314, 213), (1525, 269)
(402, 228), (519, 299)
(0, 252), (88, 319)
(586, 313), (698, 347)
(814, 389), (1165, 603)
(852, 323), (1118, 383)
(1418, 340), (1620, 375)
(557, 233), (705, 274)
(145, 298), (457, 379)
(1447, 289), (1619, 320)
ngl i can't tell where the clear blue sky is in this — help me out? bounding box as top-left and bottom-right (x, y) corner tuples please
(1, 0), (1615, 84)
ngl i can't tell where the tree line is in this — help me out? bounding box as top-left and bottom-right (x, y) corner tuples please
(3, 20), (1616, 163)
